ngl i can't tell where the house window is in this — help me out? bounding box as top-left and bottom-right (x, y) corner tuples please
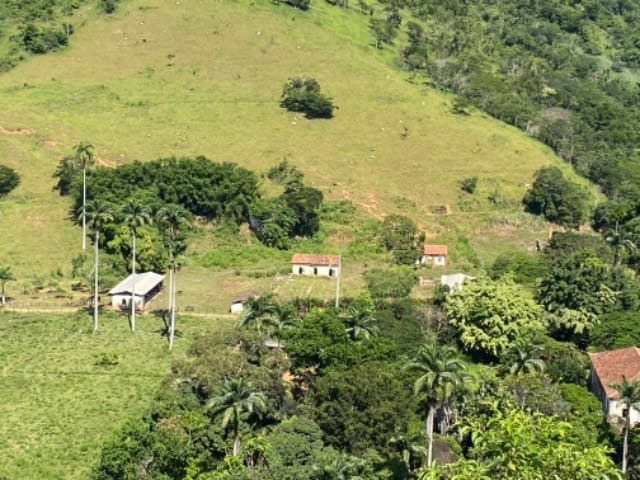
(299, 267), (303, 274)
(623, 407), (629, 418)
(329, 269), (334, 277)
(313, 267), (318, 275)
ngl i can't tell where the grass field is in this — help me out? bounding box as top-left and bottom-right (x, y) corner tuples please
(0, 0), (569, 288)
(0, 309), (220, 480)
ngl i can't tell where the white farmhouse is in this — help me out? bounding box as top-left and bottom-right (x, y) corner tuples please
(420, 245), (448, 266)
(108, 272), (165, 310)
(291, 253), (340, 277)
(588, 347), (640, 426)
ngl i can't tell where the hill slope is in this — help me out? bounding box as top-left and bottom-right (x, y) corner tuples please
(0, 0), (565, 280)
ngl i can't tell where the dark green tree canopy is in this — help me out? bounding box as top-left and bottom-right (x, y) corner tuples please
(379, 214), (425, 265)
(523, 166), (591, 229)
(0, 164), (19, 197)
(280, 76), (335, 119)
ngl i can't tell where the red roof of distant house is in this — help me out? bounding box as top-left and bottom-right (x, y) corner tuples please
(589, 347), (640, 398)
(291, 253), (340, 266)
(423, 245), (448, 256)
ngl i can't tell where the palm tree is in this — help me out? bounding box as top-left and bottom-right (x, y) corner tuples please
(505, 338), (545, 375)
(237, 293), (277, 333)
(339, 305), (379, 341)
(0, 266), (14, 305)
(74, 142), (95, 251)
(610, 376), (640, 473)
(407, 342), (466, 468)
(606, 221), (636, 267)
(207, 377), (267, 457)
(388, 430), (428, 474)
(121, 198), (152, 332)
(156, 205), (189, 350)
(83, 200), (113, 332)
(267, 302), (298, 349)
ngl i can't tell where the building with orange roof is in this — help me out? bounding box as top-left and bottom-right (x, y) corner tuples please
(589, 346), (640, 425)
(420, 244), (448, 266)
(291, 253), (340, 277)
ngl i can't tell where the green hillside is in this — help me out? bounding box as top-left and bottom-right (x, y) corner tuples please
(0, 0), (566, 296)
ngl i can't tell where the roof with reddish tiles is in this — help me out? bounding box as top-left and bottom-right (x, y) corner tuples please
(423, 244), (448, 256)
(291, 253), (340, 266)
(589, 347), (640, 398)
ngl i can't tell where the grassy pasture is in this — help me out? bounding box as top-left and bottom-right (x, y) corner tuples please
(0, 0), (565, 286)
(0, 310), (218, 480)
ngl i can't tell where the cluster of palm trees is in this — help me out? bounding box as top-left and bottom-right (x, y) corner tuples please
(84, 197), (188, 346)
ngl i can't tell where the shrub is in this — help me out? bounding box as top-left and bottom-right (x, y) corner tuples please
(0, 164), (19, 197)
(280, 76), (334, 119)
(458, 176), (478, 194)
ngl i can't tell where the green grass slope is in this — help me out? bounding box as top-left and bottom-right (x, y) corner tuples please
(0, 0), (566, 283)
(0, 311), (215, 480)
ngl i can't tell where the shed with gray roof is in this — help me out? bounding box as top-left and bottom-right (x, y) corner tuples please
(108, 272), (165, 310)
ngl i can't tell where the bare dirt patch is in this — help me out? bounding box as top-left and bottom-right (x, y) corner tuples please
(0, 125), (33, 135)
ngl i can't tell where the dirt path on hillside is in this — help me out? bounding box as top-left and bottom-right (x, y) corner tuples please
(0, 125), (33, 135)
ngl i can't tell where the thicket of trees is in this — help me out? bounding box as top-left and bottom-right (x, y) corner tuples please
(0, 165), (19, 197)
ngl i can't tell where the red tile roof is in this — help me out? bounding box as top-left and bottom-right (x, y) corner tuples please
(291, 253), (340, 266)
(424, 244), (448, 256)
(589, 347), (640, 398)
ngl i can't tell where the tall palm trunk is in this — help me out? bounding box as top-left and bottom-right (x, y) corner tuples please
(623, 419), (629, 473)
(82, 167), (87, 251)
(169, 260), (176, 350)
(232, 417), (241, 457)
(93, 231), (99, 332)
(426, 404), (435, 467)
(130, 231), (136, 332)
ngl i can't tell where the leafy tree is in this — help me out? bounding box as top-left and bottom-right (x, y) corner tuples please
(74, 142), (95, 251)
(284, 0), (310, 10)
(407, 342), (466, 467)
(365, 265), (418, 298)
(156, 205), (189, 350)
(369, 17), (397, 48)
(84, 200), (114, 332)
(207, 377), (267, 457)
(0, 164), (19, 197)
(52, 155), (79, 196)
(610, 376), (640, 473)
(121, 198), (152, 332)
(432, 404), (621, 480)
(280, 76), (334, 119)
(523, 166), (591, 229)
(249, 197), (296, 249)
(379, 214), (425, 265)
(0, 266), (14, 305)
(445, 276), (544, 360)
(281, 181), (323, 238)
(309, 361), (418, 455)
(489, 250), (548, 286)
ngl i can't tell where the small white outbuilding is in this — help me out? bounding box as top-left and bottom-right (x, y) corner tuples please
(230, 290), (261, 314)
(108, 272), (165, 310)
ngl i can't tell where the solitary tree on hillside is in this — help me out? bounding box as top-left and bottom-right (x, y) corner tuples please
(610, 376), (640, 473)
(122, 198), (152, 333)
(207, 377), (267, 457)
(407, 342), (465, 468)
(84, 200), (113, 332)
(74, 142), (95, 251)
(156, 205), (189, 350)
(0, 266), (15, 305)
